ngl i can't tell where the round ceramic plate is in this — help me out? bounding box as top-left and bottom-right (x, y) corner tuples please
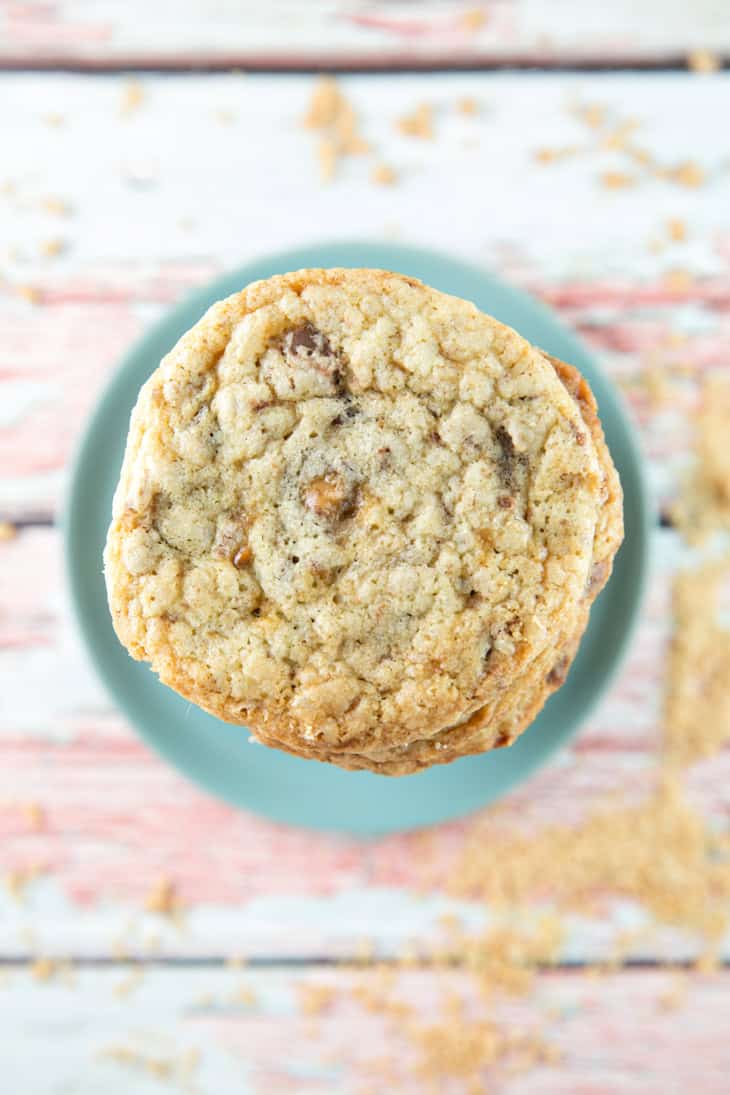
(65, 242), (649, 835)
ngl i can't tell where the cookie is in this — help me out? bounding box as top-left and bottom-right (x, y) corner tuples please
(104, 268), (623, 774)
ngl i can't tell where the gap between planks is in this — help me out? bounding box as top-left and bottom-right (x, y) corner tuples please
(0, 57), (728, 74)
(0, 955), (727, 970)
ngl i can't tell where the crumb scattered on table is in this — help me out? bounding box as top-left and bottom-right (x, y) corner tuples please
(662, 161), (706, 188)
(303, 76), (371, 181)
(663, 269), (693, 292)
(397, 103), (434, 140)
(17, 285), (41, 304)
(298, 982), (337, 1015)
(534, 146), (580, 164)
(687, 49), (721, 74)
(144, 878), (182, 918)
(30, 958), (59, 983)
(120, 80), (145, 117)
(40, 238), (65, 258)
(600, 171), (636, 189)
(41, 196), (71, 217)
(671, 376), (730, 544)
(370, 163), (397, 186)
(460, 8), (488, 32)
(667, 217), (687, 242)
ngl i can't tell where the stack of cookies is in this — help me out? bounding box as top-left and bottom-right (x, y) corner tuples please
(105, 269), (623, 774)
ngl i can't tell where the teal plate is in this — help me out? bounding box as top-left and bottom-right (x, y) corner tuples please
(65, 242), (649, 835)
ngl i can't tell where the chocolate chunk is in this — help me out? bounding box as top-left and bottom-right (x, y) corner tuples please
(283, 323), (345, 392)
(495, 425), (526, 488)
(284, 323), (334, 361)
(495, 424), (515, 460)
(331, 399), (360, 427)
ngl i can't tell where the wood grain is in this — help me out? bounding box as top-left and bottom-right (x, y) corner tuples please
(2, 63), (730, 1089)
(2, 72), (728, 519)
(3, 966), (730, 1094)
(0, 1), (729, 68)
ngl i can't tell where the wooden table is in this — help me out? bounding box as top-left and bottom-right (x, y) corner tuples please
(2, 4), (729, 1091)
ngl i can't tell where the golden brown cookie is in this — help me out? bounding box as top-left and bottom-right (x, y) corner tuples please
(104, 268), (623, 774)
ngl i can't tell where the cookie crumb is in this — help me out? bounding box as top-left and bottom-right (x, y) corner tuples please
(30, 957), (58, 982)
(601, 119), (640, 151)
(298, 982), (337, 1015)
(665, 559), (730, 766)
(231, 981), (257, 1005)
(397, 103), (434, 140)
(40, 238), (65, 258)
(664, 161), (706, 188)
(687, 49), (721, 74)
(667, 217), (687, 242)
(6, 864), (45, 900)
(303, 76), (342, 129)
(672, 376), (730, 541)
(534, 146), (579, 164)
(663, 269), (693, 292)
(370, 163), (397, 186)
(334, 101), (370, 155)
(17, 284), (41, 304)
(318, 138), (338, 182)
(113, 968), (145, 999)
(41, 196), (71, 217)
(600, 171), (636, 189)
(22, 802), (45, 830)
(225, 954), (247, 969)
(120, 79), (145, 116)
(0, 521), (17, 542)
(460, 8), (488, 31)
(303, 76), (371, 181)
(639, 364), (671, 408)
(576, 103), (606, 129)
(457, 97), (479, 115)
(657, 972), (688, 1012)
(144, 877), (182, 917)
(100, 1043), (199, 1083)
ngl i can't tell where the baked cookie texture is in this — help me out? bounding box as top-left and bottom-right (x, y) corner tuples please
(104, 268), (623, 774)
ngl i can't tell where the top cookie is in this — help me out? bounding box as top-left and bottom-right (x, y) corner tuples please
(104, 268), (622, 773)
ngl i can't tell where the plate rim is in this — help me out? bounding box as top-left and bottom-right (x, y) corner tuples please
(63, 241), (652, 834)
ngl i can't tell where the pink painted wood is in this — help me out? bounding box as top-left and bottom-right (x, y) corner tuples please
(2, 61), (730, 1090)
(0, 1), (728, 68)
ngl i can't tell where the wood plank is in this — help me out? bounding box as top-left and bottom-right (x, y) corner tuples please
(1, 72), (728, 516)
(1, 71), (729, 967)
(3, 965), (730, 1093)
(1, 699), (728, 960)
(1, 1), (729, 68)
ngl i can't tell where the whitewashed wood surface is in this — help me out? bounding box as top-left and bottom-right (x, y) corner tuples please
(2, 65), (730, 1092)
(1, 0), (729, 67)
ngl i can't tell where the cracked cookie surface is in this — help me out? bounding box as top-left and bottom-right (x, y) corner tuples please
(104, 268), (623, 773)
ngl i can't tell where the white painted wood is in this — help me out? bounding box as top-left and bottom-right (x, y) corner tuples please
(0, 1), (728, 65)
(1, 71), (728, 515)
(3, 966), (730, 1094)
(1, 73), (726, 280)
(1, 72), (729, 976)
